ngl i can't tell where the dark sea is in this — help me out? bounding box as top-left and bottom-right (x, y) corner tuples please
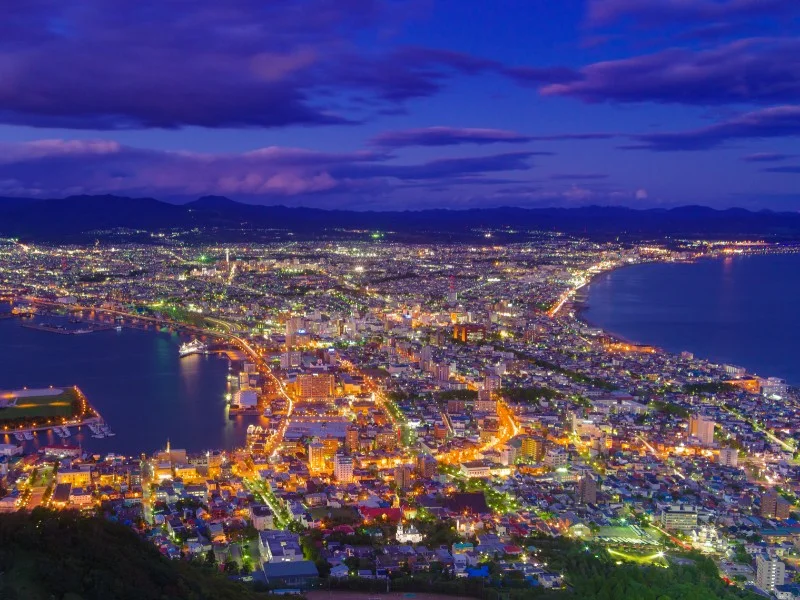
(584, 253), (800, 386)
(0, 308), (265, 455)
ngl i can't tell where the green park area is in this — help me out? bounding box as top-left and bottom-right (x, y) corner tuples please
(0, 387), (81, 427)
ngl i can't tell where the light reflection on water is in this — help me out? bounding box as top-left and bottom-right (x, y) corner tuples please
(0, 308), (267, 455)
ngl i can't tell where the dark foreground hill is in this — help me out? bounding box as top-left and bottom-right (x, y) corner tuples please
(2, 195), (800, 242)
(0, 509), (270, 600)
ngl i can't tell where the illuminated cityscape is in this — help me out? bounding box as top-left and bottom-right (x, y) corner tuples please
(1, 235), (799, 597)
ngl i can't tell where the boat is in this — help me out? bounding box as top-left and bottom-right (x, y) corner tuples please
(179, 339), (209, 357)
(62, 427), (71, 437)
(14, 432), (24, 441)
(72, 328), (93, 334)
(23, 431), (34, 440)
(115, 325), (123, 332)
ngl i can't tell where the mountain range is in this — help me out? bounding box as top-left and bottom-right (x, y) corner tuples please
(2, 195), (800, 242)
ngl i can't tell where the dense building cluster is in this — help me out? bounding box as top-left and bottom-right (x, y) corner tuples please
(1, 236), (799, 597)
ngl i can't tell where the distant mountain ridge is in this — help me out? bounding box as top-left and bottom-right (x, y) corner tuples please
(1, 194), (799, 242)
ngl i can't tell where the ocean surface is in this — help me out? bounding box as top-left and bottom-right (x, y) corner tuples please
(584, 253), (800, 386)
(0, 309), (264, 455)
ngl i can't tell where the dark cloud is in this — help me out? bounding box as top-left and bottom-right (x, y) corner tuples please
(0, 0), (542, 130)
(586, 0), (799, 27)
(500, 66), (581, 86)
(741, 152), (794, 162)
(371, 128), (616, 147)
(622, 105), (800, 151)
(334, 151), (537, 180)
(549, 173), (609, 181)
(0, 140), (539, 201)
(527, 133), (617, 141)
(0, 139), (387, 197)
(370, 127), (536, 147)
(762, 165), (800, 173)
(541, 39), (800, 106)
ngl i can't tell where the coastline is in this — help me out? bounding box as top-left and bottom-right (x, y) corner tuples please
(572, 252), (799, 388)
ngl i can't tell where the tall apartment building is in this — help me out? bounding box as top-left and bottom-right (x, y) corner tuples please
(761, 489), (791, 520)
(394, 464), (413, 491)
(415, 454), (438, 478)
(718, 447), (739, 468)
(756, 554), (785, 593)
(296, 373), (335, 400)
(345, 425), (359, 452)
(307, 439), (325, 471)
(333, 453), (354, 483)
(689, 414), (716, 446)
(520, 436), (546, 462)
(578, 474), (597, 504)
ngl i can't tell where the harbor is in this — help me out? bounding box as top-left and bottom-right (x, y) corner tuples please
(0, 310), (250, 455)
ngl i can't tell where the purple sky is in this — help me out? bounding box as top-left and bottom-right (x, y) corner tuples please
(1, 0), (799, 210)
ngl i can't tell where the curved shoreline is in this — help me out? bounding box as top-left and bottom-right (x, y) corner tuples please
(574, 253), (798, 387)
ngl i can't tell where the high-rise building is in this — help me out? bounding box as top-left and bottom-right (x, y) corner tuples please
(297, 373), (335, 400)
(544, 447), (568, 468)
(345, 426), (359, 452)
(415, 454), (437, 478)
(307, 439), (325, 471)
(453, 324), (486, 343)
(484, 374), (502, 391)
(419, 345), (434, 364)
(498, 444), (516, 466)
(286, 316), (305, 337)
(689, 414), (716, 446)
(760, 377), (789, 398)
(578, 474), (597, 504)
(761, 489), (791, 520)
(520, 436), (546, 462)
(280, 351), (302, 369)
(718, 447), (739, 468)
(756, 554), (785, 593)
(333, 453), (354, 483)
(660, 504), (698, 531)
(394, 464), (413, 491)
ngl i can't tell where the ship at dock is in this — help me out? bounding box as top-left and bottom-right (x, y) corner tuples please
(179, 339), (208, 357)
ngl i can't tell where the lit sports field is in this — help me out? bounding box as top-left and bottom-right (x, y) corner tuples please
(0, 387), (79, 421)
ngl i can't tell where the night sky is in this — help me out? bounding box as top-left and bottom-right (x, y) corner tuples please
(1, 1), (798, 210)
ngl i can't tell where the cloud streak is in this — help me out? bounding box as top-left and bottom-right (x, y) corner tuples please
(0, 140), (541, 202)
(587, 0), (800, 27)
(622, 105), (800, 151)
(541, 39), (800, 106)
(741, 152), (794, 162)
(370, 127), (536, 147)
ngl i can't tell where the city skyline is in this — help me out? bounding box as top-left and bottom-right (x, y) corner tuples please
(1, 1), (799, 210)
